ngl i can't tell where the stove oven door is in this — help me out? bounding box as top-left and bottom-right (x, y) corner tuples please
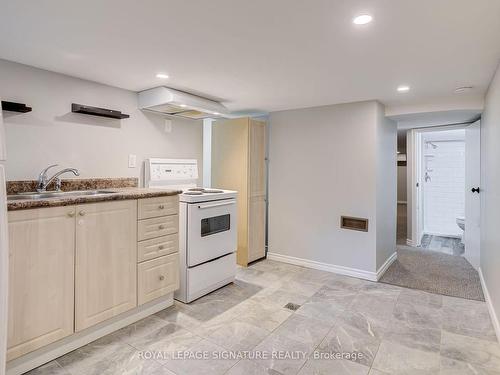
(186, 198), (237, 267)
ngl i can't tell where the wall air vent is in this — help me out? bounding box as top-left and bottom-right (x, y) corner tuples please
(340, 216), (369, 232)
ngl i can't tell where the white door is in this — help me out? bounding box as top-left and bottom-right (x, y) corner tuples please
(411, 130), (424, 246)
(465, 120), (481, 268)
(186, 198), (237, 266)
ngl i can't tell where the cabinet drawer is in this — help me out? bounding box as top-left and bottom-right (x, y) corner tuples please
(138, 254), (180, 305)
(138, 234), (178, 262)
(138, 196), (178, 220)
(138, 215), (178, 241)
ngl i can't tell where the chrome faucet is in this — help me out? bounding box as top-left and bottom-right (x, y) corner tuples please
(37, 164), (80, 192)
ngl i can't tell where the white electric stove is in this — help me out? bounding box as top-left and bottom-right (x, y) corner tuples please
(145, 158), (237, 303)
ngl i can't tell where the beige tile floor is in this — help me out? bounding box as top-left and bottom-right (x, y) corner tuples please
(27, 259), (500, 375)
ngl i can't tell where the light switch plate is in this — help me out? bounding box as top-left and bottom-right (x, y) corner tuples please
(128, 154), (137, 168)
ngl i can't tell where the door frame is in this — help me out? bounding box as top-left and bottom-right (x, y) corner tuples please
(464, 120), (481, 268)
(409, 124), (470, 247)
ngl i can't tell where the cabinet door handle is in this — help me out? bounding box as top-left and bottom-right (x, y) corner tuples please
(158, 224), (165, 230)
(159, 205), (165, 209)
(159, 275), (165, 281)
(67, 211), (75, 218)
(79, 210), (86, 216)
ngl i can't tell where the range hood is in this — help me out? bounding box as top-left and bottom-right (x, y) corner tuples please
(138, 87), (228, 120)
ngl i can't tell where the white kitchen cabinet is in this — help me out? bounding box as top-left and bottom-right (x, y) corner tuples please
(138, 196), (178, 219)
(137, 234), (178, 262)
(75, 200), (137, 331)
(137, 214), (178, 241)
(137, 253), (179, 305)
(7, 206), (75, 361)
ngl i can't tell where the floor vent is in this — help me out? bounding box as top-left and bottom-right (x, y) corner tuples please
(284, 302), (301, 311)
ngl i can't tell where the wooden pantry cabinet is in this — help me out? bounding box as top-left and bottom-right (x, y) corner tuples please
(7, 196), (180, 361)
(212, 117), (267, 266)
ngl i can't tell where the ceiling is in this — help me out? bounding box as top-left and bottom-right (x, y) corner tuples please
(1, 0), (499, 114)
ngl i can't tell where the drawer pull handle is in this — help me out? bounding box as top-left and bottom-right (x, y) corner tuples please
(158, 245), (165, 250)
(159, 225), (165, 230)
(79, 210), (86, 216)
(159, 205), (165, 209)
(67, 211), (75, 218)
(159, 275), (165, 281)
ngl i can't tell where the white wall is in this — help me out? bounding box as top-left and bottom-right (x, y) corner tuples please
(422, 134), (465, 237)
(202, 118), (213, 187)
(0, 59), (203, 185)
(375, 103), (397, 269)
(268, 101), (396, 275)
(481, 61), (500, 337)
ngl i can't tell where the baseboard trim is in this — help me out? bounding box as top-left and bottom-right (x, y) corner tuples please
(406, 238), (415, 247)
(423, 231), (461, 239)
(478, 268), (500, 343)
(267, 252), (378, 282)
(6, 294), (174, 375)
(376, 251), (397, 281)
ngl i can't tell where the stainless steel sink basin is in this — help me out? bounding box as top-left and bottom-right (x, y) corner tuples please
(7, 190), (118, 201)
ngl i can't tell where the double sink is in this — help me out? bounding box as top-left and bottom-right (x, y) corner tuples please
(7, 190), (118, 201)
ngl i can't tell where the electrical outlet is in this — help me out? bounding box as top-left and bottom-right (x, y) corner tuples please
(128, 154), (137, 168)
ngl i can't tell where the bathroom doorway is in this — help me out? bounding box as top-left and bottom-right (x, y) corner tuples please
(409, 122), (481, 267)
(382, 121), (483, 300)
(421, 128), (466, 255)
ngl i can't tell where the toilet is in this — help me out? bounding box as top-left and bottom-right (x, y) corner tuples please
(456, 216), (465, 244)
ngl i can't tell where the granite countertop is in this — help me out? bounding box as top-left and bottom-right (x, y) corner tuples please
(7, 188), (182, 211)
(6, 178), (181, 211)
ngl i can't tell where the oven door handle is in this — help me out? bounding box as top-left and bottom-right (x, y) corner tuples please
(197, 200), (236, 209)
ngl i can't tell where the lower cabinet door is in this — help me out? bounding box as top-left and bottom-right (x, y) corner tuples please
(75, 200), (137, 331)
(138, 253), (179, 305)
(248, 195), (266, 263)
(7, 206), (75, 361)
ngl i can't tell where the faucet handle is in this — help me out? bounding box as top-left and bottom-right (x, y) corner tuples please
(38, 164), (59, 180)
(37, 164), (59, 191)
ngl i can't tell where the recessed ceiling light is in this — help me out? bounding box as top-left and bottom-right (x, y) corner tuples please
(397, 85), (410, 93)
(156, 73), (169, 79)
(213, 112), (220, 115)
(353, 14), (373, 25)
(179, 104), (187, 108)
(454, 86), (473, 93)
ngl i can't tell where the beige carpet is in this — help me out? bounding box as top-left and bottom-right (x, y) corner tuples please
(380, 245), (485, 301)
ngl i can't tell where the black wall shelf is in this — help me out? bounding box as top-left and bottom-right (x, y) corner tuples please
(71, 103), (130, 119)
(1, 100), (32, 113)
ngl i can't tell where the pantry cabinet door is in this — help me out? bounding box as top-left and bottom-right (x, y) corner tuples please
(248, 120), (267, 262)
(75, 200), (137, 331)
(7, 206), (75, 361)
